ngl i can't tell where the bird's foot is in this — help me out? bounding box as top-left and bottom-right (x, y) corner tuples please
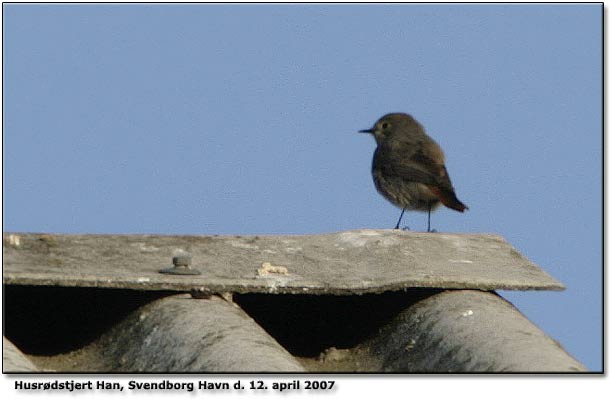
(401, 226), (411, 231)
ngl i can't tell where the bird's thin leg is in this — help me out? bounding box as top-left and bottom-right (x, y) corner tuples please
(427, 203), (432, 232)
(394, 209), (406, 230)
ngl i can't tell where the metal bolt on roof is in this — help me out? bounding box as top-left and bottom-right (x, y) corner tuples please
(159, 253), (201, 276)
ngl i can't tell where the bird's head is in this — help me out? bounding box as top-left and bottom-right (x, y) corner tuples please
(359, 113), (420, 145)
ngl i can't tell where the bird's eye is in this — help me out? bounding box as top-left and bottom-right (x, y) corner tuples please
(381, 122), (390, 129)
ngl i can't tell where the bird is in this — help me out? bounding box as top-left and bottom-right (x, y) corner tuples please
(359, 112), (468, 232)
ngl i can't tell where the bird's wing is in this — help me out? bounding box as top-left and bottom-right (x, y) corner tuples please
(378, 147), (452, 189)
(409, 150), (455, 190)
(409, 151), (468, 212)
(379, 148), (468, 212)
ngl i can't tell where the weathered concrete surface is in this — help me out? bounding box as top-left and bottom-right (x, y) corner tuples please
(91, 294), (305, 372)
(3, 231), (563, 294)
(3, 337), (39, 372)
(364, 290), (587, 372)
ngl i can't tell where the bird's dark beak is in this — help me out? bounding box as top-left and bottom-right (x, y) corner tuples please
(359, 128), (374, 134)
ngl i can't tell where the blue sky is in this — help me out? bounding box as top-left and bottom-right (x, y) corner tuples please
(2, 4), (602, 371)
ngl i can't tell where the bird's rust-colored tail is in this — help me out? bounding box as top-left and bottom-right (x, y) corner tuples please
(427, 186), (468, 212)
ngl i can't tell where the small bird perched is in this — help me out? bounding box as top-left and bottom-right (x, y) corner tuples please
(359, 112), (468, 231)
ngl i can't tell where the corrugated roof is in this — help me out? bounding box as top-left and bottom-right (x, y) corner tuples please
(2, 231), (584, 373)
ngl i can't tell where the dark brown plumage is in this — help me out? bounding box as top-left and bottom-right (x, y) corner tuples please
(359, 112), (468, 231)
